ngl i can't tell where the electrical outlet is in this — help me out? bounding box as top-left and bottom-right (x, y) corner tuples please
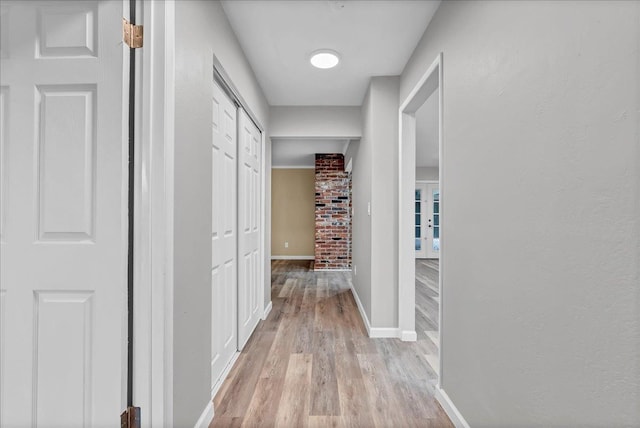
(354, 265), (357, 275)
(367, 202), (371, 216)
(284, 241), (288, 248)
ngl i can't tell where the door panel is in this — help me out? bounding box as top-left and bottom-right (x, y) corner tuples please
(211, 81), (238, 390)
(237, 109), (261, 350)
(0, 1), (126, 426)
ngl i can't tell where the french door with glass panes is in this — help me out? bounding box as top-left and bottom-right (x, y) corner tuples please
(415, 182), (440, 259)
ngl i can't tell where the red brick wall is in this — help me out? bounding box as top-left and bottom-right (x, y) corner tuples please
(314, 154), (351, 270)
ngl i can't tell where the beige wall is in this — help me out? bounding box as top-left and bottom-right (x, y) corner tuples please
(271, 169), (315, 257)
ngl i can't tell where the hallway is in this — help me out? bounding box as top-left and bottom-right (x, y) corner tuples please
(416, 259), (440, 378)
(210, 260), (453, 427)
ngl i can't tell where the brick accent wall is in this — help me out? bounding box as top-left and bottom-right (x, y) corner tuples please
(314, 154), (351, 270)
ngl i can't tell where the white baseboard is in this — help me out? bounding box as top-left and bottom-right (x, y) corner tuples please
(349, 282), (372, 336)
(401, 330), (417, 341)
(435, 387), (470, 428)
(210, 352), (241, 400)
(193, 399), (214, 428)
(262, 301), (273, 320)
(314, 268), (352, 272)
(350, 283), (400, 339)
(271, 255), (314, 260)
(369, 327), (400, 338)
(199, 351), (241, 428)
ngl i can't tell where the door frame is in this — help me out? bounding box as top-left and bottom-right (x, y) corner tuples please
(398, 53), (443, 386)
(134, 0), (176, 426)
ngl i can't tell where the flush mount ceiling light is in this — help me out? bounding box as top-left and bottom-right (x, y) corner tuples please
(310, 50), (340, 69)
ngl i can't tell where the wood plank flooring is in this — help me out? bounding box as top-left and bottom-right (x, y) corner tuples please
(210, 260), (452, 428)
(415, 259), (440, 376)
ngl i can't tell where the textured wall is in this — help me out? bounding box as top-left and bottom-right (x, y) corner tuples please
(401, 1), (640, 425)
(314, 154), (351, 270)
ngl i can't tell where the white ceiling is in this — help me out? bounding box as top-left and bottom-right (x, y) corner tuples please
(221, 0), (441, 106)
(416, 87), (439, 167)
(272, 138), (351, 168)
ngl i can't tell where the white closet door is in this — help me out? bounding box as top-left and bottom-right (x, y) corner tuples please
(237, 108), (261, 350)
(211, 81), (238, 389)
(0, 1), (127, 426)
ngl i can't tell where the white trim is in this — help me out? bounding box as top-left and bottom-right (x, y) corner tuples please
(401, 330), (417, 341)
(210, 351), (241, 400)
(193, 400), (214, 428)
(350, 282), (372, 336)
(262, 301), (273, 320)
(369, 327), (401, 339)
(314, 268), (352, 272)
(437, 55), (444, 387)
(271, 255), (315, 260)
(197, 350), (242, 428)
(349, 282), (399, 338)
(135, 1), (175, 426)
(271, 165), (315, 169)
(260, 117), (266, 346)
(398, 54), (444, 401)
(435, 387), (470, 428)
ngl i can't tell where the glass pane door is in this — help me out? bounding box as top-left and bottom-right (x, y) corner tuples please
(432, 189), (440, 252)
(415, 184), (427, 258)
(415, 189), (422, 251)
(425, 183), (440, 259)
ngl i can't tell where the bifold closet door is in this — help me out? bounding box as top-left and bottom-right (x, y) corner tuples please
(210, 81), (238, 389)
(0, 1), (127, 425)
(237, 108), (262, 350)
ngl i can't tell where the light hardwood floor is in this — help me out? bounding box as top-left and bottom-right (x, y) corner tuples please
(415, 259), (440, 377)
(210, 260), (452, 428)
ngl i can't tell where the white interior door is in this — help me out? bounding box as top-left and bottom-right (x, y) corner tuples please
(425, 182), (440, 259)
(237, 108), (261, 350)
(211, 81), (238, 389)
(0, 1), (127, 426)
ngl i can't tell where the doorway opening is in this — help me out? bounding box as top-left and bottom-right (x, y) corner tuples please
(398, 53), (443, 387)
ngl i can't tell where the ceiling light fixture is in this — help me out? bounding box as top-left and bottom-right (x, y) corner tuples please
(310, 50), (340, 69)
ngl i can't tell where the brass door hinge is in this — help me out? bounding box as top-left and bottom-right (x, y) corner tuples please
(123, 18), (143, 49)
(120, 406), (141, 428)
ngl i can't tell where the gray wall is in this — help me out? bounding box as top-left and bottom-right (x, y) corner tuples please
(401, 1), (640, 425)
(369, 77), (400, 328)
(347, 90), (372, 321)
(270, 106), (362, 138)
(348, 77), (400, 328)
(173, 1), (270, 425)
(416, 167), (439, 181)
